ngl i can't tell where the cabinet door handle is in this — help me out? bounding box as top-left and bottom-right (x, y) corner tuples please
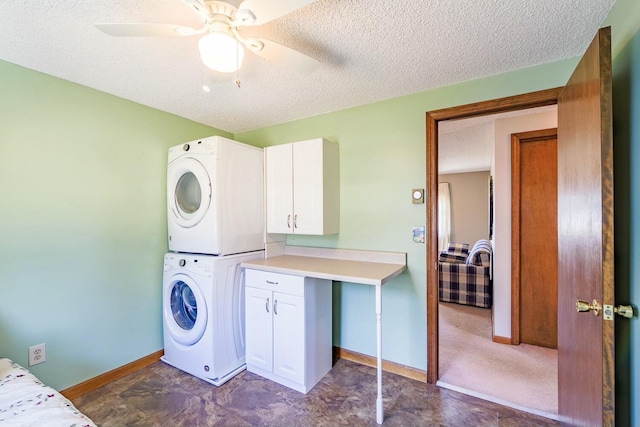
(273, 299), (278, 315)
(287, 214), (291, 229)
(265, 297), (270, 313)
(266, 280), (278, 285)
(294, 214), (297, 229)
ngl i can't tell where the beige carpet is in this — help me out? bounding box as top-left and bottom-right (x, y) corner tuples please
(438, 302), (558, 418)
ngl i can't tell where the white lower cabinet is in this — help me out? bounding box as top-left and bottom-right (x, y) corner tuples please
(244, 269), (332, 393)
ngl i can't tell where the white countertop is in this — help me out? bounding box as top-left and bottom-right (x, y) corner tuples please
(241, 245), (406, 424)
(241, 246), (407, 286)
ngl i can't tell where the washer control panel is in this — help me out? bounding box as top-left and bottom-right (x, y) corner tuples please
(164, 253), (212, 277)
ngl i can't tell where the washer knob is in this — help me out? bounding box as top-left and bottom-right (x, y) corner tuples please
(179, 259), (186, 267)
(183, 143), (190, 151)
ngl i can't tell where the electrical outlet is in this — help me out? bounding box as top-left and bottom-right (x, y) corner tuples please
(28, 343), (46, 366)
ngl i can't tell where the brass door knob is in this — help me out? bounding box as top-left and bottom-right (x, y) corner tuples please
(614, 305), (634, 319)
(578, 300), (635, 319)
(576, 299), (601, 316)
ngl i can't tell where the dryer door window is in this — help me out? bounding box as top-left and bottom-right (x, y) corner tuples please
(175, 172), (201, 216)
(164, 277), (207, 346)
(168, 158), (212, 228)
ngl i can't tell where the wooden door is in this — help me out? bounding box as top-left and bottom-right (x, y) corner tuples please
(426, 31), (613, 401)
(511, 129), (558, 349)
(557, 27), (614, 426)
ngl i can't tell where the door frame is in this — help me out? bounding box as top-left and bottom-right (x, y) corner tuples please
(426, 87), (563, 384)
(511, 128), (558, 346)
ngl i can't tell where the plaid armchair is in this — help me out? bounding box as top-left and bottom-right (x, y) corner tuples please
(438, 242), (470, 263)
(438, 239), (492, 308)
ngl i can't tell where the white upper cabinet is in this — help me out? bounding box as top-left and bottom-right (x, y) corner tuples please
(265, 138), (339, 235)
(265, 143), (294, 234)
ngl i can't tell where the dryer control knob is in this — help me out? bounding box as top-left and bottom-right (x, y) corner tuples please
(179, 259), (186, 267)
(183, 143), (190, 151)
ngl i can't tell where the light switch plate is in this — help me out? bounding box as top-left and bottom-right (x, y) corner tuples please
(412, 189), (424, 204)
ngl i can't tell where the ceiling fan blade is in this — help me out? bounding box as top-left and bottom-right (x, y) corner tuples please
(237, 0), (316, 26)
(179, 0), (210, 23)
(246, 38), (319, 74)
(94, 23), (200, 37)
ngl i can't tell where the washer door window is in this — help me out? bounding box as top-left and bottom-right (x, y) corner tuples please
(164, 276), (207, 346)
(168, 158), (212, 228)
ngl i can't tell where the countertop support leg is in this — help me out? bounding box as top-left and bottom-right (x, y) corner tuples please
(375, 285), (383, 424)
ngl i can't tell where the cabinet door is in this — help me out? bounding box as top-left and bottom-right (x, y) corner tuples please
(265, 144), (294, 234)
(292, 139), (324, 234)
(272, 292), (305, 385)
(245, 286), (273, 372)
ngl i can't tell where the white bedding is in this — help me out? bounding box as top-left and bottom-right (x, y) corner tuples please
(0, 358), (96, 427)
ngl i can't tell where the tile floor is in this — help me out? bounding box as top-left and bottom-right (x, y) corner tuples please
(72, 359), (561, 426)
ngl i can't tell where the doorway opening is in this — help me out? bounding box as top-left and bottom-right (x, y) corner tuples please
(426, 88), (562, 416)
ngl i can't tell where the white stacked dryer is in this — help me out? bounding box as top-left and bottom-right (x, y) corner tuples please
(162, 135), (265, 385)
(167, 135), (264, 255)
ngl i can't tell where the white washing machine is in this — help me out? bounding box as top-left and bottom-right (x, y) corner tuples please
(161, 250), (264, 385)
(167, 135), (264, 255)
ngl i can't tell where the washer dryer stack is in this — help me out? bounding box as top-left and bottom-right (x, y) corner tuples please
(161, 135), (265, 386)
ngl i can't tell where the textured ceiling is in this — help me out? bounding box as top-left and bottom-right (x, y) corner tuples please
(438, 105), (557, 174)
(0, 0), (613, 134)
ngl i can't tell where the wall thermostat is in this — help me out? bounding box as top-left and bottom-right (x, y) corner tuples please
(412, 189), (424, 204)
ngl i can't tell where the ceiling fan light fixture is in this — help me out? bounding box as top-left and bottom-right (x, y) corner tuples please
(198, 32), (244, 73)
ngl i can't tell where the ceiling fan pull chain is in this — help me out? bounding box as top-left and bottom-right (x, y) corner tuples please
(235, 41), (241, 88)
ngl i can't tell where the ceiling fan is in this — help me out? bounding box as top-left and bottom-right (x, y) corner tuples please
(95, 0), (320, 76)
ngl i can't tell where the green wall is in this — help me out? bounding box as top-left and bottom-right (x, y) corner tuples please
(237, 1), (640, 422)
(0, 0), (638, 423)
(611, 11), (640, 425)
(235, 59), (577, 370)
(0, 60), (228, 389)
